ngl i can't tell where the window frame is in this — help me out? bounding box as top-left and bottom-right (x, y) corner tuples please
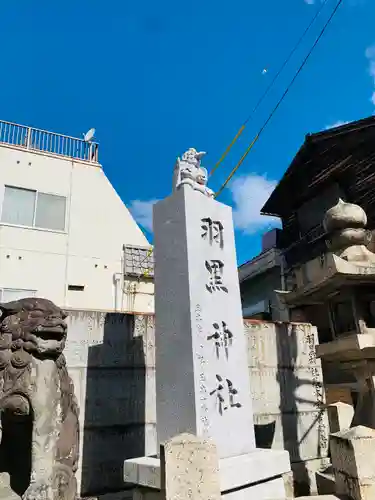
(1, 185), (67, 233)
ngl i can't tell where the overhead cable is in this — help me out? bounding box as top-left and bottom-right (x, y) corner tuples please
(214, 0), (344, 198)
(210, 0), (330, 177)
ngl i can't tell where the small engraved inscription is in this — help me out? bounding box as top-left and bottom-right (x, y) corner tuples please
(210, 375), (242, 415)
(195, 304), (203, 334)
(195, 304), (209, 434)
(201, 218), (224, 247)
(205, 260), (228, 293)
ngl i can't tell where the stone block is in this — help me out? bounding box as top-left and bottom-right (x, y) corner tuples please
(254, 410), (329, 462)
(160, 434), (220, 500)
(250, 366), (325, 415)
(331, 425), (375, 500)
(245, 321), (321, 370)
(246, 319), (328, 480)
(327, 401), (354, 433)
(65, 313), (155, 369)
(282, 470), (294, 499)
(62, 310), (157, 497)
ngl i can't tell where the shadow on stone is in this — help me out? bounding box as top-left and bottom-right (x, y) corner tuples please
(276, 323), (311, 497)
(254, 420), (276, 449)
(0, 412), (32, 497)
(80, 313), (146, 497)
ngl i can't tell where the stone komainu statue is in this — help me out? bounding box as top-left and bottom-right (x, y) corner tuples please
(0, 298), (79, 500)
(172, 148), (214, 198)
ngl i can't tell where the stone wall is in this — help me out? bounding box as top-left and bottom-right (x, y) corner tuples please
(245, 320), (329, 496)
(64, 311), (156, 497)
(64, 311), (327, 498)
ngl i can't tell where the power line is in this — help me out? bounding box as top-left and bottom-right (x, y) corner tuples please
(215, 0), (344, 199)
(210, 0), (330, 177)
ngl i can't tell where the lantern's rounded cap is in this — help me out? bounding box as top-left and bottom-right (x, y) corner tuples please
(323, 198), (367, 233)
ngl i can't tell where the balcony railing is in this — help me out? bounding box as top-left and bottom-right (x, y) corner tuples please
(0, 120), (99, 163)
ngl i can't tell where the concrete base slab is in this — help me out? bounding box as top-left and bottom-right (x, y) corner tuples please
(124, 448), (290, 494)
(296, 496), (340, 500)
(223, 477), (286, 500)
(133, 477), (286, 500)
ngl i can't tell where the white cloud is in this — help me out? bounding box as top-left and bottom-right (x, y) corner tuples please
(130, 174), (279, 235)
(128, 198), (159, 232)
(365, 45), (375, 105)
(325, 120), (350, 130)
(229, 174), (280, 234)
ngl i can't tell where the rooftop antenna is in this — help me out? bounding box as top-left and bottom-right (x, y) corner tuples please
(83, 128), (95, 142)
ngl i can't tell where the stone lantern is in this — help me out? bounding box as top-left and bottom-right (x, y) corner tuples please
(279, 198), (375, 429)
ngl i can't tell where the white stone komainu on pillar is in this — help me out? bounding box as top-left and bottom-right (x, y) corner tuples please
(154, 183), (255, 458)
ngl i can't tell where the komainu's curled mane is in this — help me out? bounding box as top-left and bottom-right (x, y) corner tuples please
(0, 297), (79, 500)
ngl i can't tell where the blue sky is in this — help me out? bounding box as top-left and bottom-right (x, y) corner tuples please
(0, 0), (374, 264)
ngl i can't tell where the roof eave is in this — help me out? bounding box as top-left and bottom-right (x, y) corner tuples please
(261, 141), (308, 216)
(260, 115), (375, 217)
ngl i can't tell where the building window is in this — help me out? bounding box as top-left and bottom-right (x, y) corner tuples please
(2, 186), (35, 227)
(0, 288), (36, 302)
(1, 186), (66, 231)
(68, 284), (85, 291)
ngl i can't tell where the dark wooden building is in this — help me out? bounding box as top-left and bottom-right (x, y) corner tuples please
(261, 116), (375, 273)
(261, 117), (375, 399)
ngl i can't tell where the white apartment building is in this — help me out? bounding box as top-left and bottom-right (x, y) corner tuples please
(0, 120), (154, 313)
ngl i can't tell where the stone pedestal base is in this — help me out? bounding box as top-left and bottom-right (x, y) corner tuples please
(330, 425), (375, 500)
(124, 449), (291, 500)
(133, 478), (286, 500)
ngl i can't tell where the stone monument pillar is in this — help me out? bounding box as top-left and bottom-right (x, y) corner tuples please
(124, 148), (291, 500)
